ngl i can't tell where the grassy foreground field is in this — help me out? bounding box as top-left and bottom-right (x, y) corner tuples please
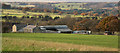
(2, 33), (118, 51)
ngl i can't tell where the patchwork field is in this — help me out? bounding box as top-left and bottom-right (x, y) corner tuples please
(51, 3), (88, 10)
(2, 33), (118, 51)
(1, 9), (97, 19)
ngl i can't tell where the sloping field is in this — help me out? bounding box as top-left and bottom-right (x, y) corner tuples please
(2, 33), (118, 51)
(51, 3), (87, 10)
(1, 9), (96, 18)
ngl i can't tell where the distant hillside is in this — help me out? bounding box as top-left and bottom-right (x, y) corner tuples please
(3, 2), (55, 9)
(24, 2), (55, 9)
(3, 2), (118, 10)
(84, 2), (118, 9)
(2, 3), (11, 9)
(50, 2), (118, 10)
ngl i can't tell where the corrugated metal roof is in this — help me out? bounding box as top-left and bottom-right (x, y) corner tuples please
(40, 25), (72, 32)
(57, 29), (72, 32)
(39, 25), (72, 32)
(40, 25), (68, 29)
(40, 25), (67, 27)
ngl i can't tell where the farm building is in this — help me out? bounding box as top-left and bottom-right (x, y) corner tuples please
(12, 24), (42, 33)
(104, 31), (112, 35)
(73, 30), (91, 34)
(12, 24), (72, 33)
(23, 25), (41, 33)
(39, 25), (72, 33)
(12, 24), (27, 32)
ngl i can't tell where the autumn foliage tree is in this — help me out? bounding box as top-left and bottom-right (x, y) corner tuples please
(73, 19), (99, 31)
(51, 9), (56, 13)
(58, 11), (63, 15)
(116, 14), (120, 17)
(96, 16), (120, 32)
(93, 13), (99, 17)
(87, 11), (93, 16)
(107, 19), (120, 31)
(73, 19), (89, 30)
(101, 13), (108, 17)
(73, 11), (78, 15)
(56, 10), (59, 13)
(18, 7), (23, 10)
(80, 13), (87, 17)
(31, 8), (38, 12)
(43, 9), (48, 12)
(22, 7), (30, 11)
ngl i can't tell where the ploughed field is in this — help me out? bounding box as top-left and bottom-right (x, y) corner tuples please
(2, 33), (118, 51)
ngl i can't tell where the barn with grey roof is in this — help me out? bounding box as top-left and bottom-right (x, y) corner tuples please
(12, 24), (72, 33)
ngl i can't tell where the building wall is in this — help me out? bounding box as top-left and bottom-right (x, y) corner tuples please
(23, 28), (33, 33)
(23, 27), (41, 33)
(12, 25), (17, 32)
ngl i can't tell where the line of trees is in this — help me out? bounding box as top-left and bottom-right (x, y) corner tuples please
(73, 16), (120, 32)
(2, 15), (60, 21)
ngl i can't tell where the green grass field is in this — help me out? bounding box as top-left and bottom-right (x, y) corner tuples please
(2, 33), (118, 51)
(51, 3), (88, 10)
